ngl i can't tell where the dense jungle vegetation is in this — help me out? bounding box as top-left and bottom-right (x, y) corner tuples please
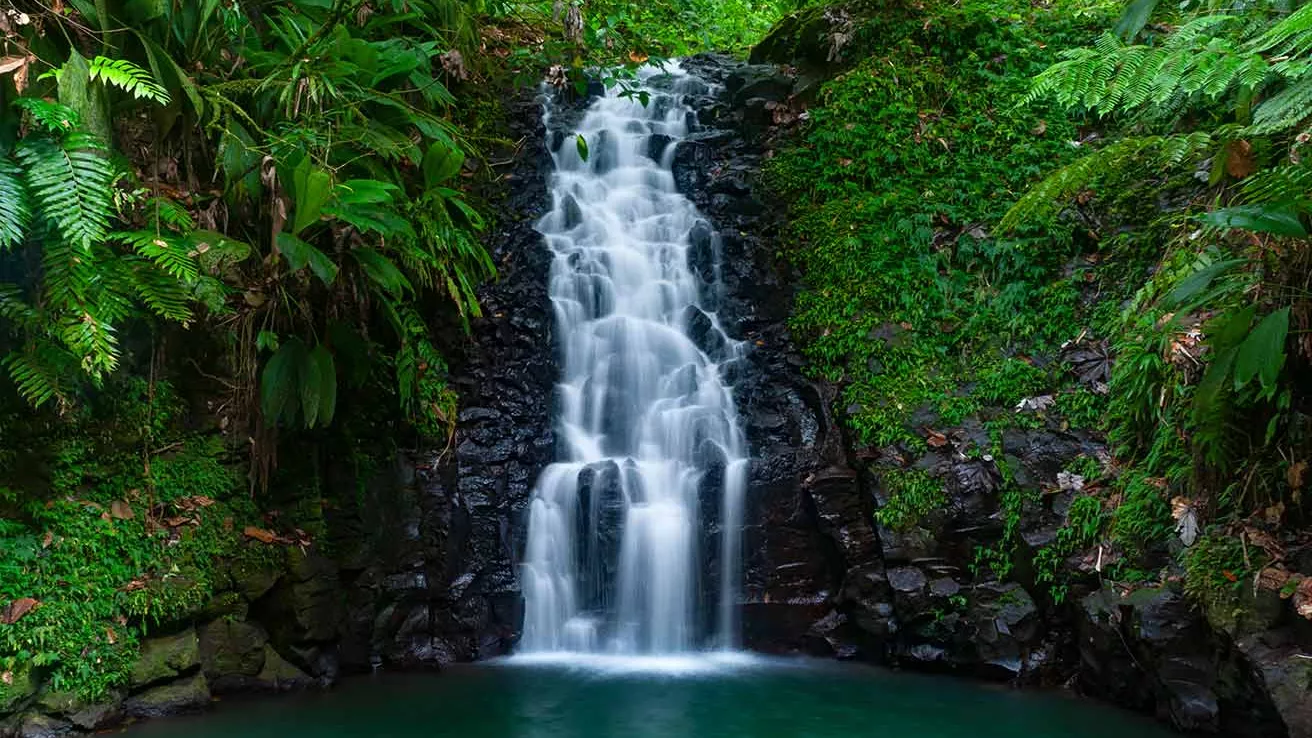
(1, 0), (1310, 710)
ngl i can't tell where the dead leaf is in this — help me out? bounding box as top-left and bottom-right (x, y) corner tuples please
(1, 671), (11, 686)
(110, 500), (134, 520)
(105, 627), (117, 644)
(1288, 461), (1307, 490)
(926, 429), (949, 448)
(628, 50), (649, 64)
(0, 55), (29, 94)
(1256, 567), (1293, 592)
(1294, 578), (1312, 620)
(122, 579), (148, 592)
(1225, 139), (1255, 179)
(0, 597), (40, 624)
(42, 531), (53, 548)
(1171, 496), (1198, 546)
(1245, 526), (1285, 561)
(1031, 120), (1047, 136)
(243, 526), (278, 544)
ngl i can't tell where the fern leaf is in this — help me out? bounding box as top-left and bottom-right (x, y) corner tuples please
(0, 283), (38, 328)
(89, 56), (171, 104)
(17, 134), (116, 249)
(12, 98), (82, 134)
(0, 157), (30, 250)
(112, 231), (199, 282)
(3, 345), (72, 407)
(1249, 77), (1312, 134)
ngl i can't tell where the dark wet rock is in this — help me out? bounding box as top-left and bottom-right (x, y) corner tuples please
(725, 65), (794, 107)
(15, 714), (70, 738)
(684, 306), (727, 358)
(647, 133), (674, 161)
(888, 567), (927, 593)
(124, 674), (210, 719)
(67, 699), (122, 732)
(199, 619), (268, 683)
(130, 628), (199, 688)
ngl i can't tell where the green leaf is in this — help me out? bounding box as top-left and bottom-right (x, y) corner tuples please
(576, 134), (589, 162)
(292, 160), (333, 234)
(1233, 307), (1290, 394)
(256, 330), (280, 352)
(304, 344), (337, 428)
(275, 233), (339, 285)
(1161, 258), (1245, 310)
(352, 248), (412, 298)
(57, 51), (111, 144)
(1198, 204), (1308, 237)
(0, 157), (31, 250)
(421, 143), (465, 189)
(189, 230), (252, 272)
(261, 338), (306, 425)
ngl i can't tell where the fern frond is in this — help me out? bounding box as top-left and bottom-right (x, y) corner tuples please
(0, 283), (38, 328)
(1250, 2), (1312, 57)
(1249, 77), (1312, 134)
(128, 258), (195, 324)
(112, 231), (199, 282)
(17, 134), (116, 249)
(3, 344), (74, 407)
(89, 56), (171, 104)
(1000, 132), (1215, 232)
(12, 98), (81, 135)
(143, 196), (196, 231)
(0, 157), (30, 250)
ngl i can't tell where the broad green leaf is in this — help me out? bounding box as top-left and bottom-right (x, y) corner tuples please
(422, 143), (465, 189)
(352, 248), (412, 298)
(576, 134), (589, 162)
(292, 160), (333, 234)
(275, 233), (339, 285)
(307, 343), (337, 428)
(299, 344), (322, 428)
(57, 51), (111, 144)
(1199, 204), (1308, 237)
(190, 230), (253, 272)
(1233, 307), (1289, 394)
(1162, 258), (1245, 310)
(261, 338), (306, 424)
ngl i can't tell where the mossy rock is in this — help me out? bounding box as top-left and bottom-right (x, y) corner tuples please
(198, 619), (267, 678)
(123, 674), (210, 719)
(15, 712), (71, 738)
(130, 628), (200, 688)
(255, 647), (313, 691)
(0, 663), (39, 714)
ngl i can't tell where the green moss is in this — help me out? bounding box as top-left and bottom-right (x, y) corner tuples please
(876, 469), (947, 531)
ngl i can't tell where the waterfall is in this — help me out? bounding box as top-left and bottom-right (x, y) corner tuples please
(519, 63), (748, 655)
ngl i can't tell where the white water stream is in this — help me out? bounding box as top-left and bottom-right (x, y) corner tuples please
(519, 64), (748, 655)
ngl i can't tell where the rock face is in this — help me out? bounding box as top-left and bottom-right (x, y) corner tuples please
(668, 53), (1302, 738)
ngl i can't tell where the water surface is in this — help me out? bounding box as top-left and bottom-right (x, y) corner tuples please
(127, 656), (1172, 738)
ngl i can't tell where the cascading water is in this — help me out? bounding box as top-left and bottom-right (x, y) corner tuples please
(519, 63), (748, 656)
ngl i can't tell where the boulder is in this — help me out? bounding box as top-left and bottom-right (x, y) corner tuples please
(15, 714), (69, 738)
(199, 619), (268, 681)
(0, 663), (37, 714)
(130, 628), (200, 688)
(124, 674), (210, 719)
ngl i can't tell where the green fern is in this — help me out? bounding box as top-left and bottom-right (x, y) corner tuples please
(13, 98), (81, 134)
(16, 134), (116, 250)
(0, 158), (30, 250)
(113, 231), (200, 282)
(999, 132), (1216, 231)
(3, 344), (73, 408)
(88, 57), (171, 104)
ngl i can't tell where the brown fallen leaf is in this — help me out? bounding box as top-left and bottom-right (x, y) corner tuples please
(1294, 578), (1312, 620)
(106, 627), (117, 644)
(243, 526), (278, 544)
(42, 531), (53, 548)
(1256, 567), (1292, 592)
(1225, 139), (1255, 179)
(1, 671), (11, 686)
(925, 429), (949, 448)
(1288, 460), (1307, 490)
(110, 500), (134, 520)
(0, 597), (40, 624)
